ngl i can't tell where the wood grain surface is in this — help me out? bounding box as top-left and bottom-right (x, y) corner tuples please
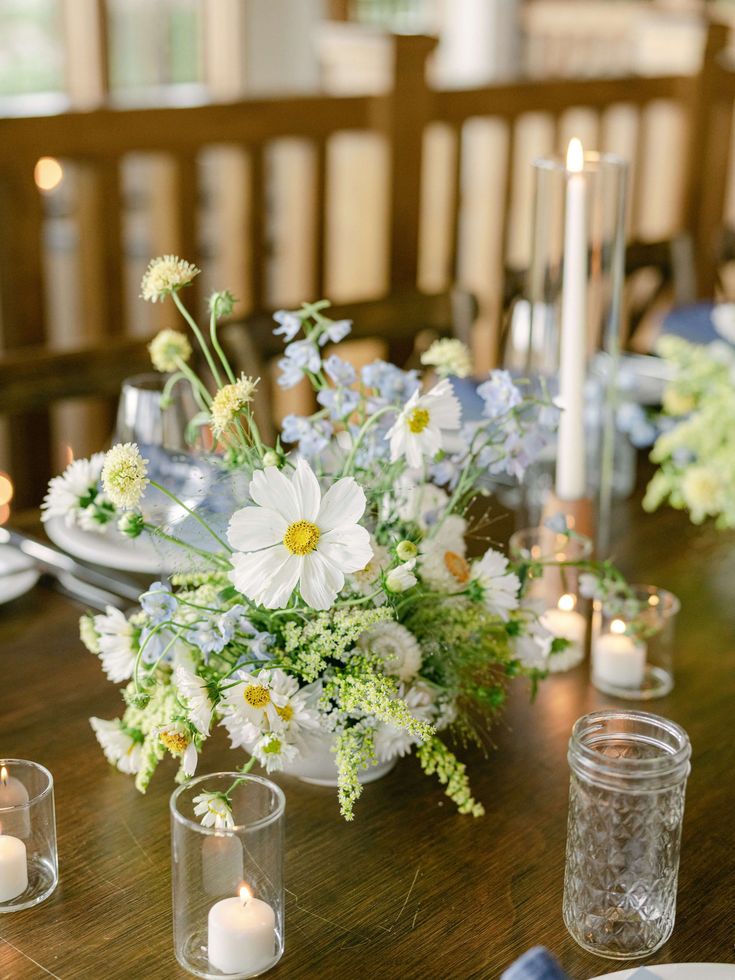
(0, 485), (733, 980)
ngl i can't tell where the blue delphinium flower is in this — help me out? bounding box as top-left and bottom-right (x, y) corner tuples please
(139, 624), (177, 664)
(273, 309), (301, 343)
(319, 319), (352, 346)
(277, 340), (321, 389)
(323, 354), (356, 387)
(140, 582), (177, 625)
(317, 386), (360, 421)
(477, 370), (522, 420)
(281, 414), (333, 458)
(186, 621), (227, 658)
(544, 512), (569, 534)
(361, 360), (420, 404)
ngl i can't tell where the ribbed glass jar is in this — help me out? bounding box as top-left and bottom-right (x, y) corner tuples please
(563, 710), (691, 959)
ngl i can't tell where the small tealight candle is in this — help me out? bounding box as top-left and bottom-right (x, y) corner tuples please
(594, 618), (646, 689)
(0, 829), (28, 903)
(208, 884), (276, 975)
(539, 594), (587, 671)
(0, 766), (30, 838)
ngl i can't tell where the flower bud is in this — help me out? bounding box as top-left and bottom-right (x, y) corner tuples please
(396, 540), (417, 561)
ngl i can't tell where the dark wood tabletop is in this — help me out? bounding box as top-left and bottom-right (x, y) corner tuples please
(0, 485), (733, 980)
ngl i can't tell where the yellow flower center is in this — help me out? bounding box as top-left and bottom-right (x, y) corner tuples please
(275, 703), (293, 722)
(160, 731), (188, 754)
(283, 520), (320, 556)
(244, 685), (271, 709)
(407, 407), (430, 433)
(444, 550), (470, 584)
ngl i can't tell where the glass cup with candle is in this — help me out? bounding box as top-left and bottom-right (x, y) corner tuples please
(563, 709), (691, 958)
(0, 759), (58, 912)
(171, 773), (284, 979)
(509, 527), (592, 672)
(591, 584), (679, 699)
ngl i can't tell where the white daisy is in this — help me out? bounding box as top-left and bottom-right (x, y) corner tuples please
(358, 621), (422, 681)
(41, 453), (106, 528)
(174, 665), (214, 736)
(193, 791), (234, 830)
(394, 478), (449, 529)
(346, 537), (390, 598)
(227, 458), (373, 610)
(251, 732), (300, 773)
(219, 668), (289, 747)
(93, 606), (136, 682)
(154, 722), (198, 776)
(90, 718), (142, 774)
(418, 541), (471, 592)
(471, 549), (520, 621)
(386, 379), (461, 468)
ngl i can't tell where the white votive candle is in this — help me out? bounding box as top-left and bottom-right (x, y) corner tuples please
(0, 834), (28, 903)
(208, 885), (276, 975)
(539, 594), (587, 671)
(594, 619), (646, 688)
(0, 765), (30, 838)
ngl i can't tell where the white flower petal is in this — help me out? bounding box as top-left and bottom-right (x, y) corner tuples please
(318, 525), (373, 573)
(266, 554), (303, 609)
(299, 552), (344, 610)
(228, 506), (287, 552)
(230, 546), (293, 606)
(292, 457), (321, 522)
(318, 477), (366, 531)
(249, 467), (300, 522)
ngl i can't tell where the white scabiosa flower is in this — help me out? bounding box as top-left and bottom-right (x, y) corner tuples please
(174, 666), (214, 736)
(385, 560), (417, 593)
(211, 375), (259, 437)
(101, 443), (149, 510)
(148, 329), (192, 373)
(471, 549), (520, 621)
(93, 606), (137, 682)
(41, 452), (106, 528)
(154, 723), (198, 776)
(420, 338), (473, 379)
(228, 458), (373, 610)
(90, 718), (142, 774)
(140, 254), (200, 303)
(358, 621), (422, 681)
(193, 791), (234, 830)
(386, 379), (461, 468)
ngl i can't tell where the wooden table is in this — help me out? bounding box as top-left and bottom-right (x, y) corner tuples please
(0, 490), (733, 980)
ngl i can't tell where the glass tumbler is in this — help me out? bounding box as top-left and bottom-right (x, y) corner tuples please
(171, 773), (285, 979)
(563, 710), (691, 959)
(0, 759), (58, 912)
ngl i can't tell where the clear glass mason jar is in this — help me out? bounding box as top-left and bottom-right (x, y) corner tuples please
(0, 759), (58, 912)
(563, 710), (691, 959)
(171, 773), (285, 979)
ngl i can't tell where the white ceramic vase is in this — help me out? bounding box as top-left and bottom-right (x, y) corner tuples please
(280, 729), (396, 786)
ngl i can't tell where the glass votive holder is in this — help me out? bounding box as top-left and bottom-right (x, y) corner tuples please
(591, 584), (679, 699)
(563, 709), (691, 959)
(171, 773), (285, 979)
(0, 759), (58, 912)
(509, 527), (593, 671)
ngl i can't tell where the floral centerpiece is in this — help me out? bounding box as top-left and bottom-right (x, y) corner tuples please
(43, 255), (598, 824)
(644, 335), (735, 528)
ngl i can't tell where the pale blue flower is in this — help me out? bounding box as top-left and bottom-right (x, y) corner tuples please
(323, 354), (356, 387)
(317, 386), (360, 421)
(281, 414), (332, 458)
(273, 309), (301, 342)
(319, 319), (352, 346)
(430, 458), (458, 487)
(140, 582), (176, 625)
(139, 625), (177, 664)
(544, 512), (569, 533)
(277, 340), (321, 388)
(277, 357), (304, 390)
(477, 370), (522, 420)
(186, 622), (227, 657)
(361, 360), (420, 403)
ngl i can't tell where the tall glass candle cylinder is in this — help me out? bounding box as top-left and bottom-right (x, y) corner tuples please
(171, 773), (285, 979)
(563, 710), (691, 959)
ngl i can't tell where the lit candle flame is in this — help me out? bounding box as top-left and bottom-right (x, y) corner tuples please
(566, 138), (584, 174)
(0, 766), (7, 786)
(558, 593), (575, 612)
(610, 618), (626, 635)
(34, 156), (64, 192)
(239, 884), (252, 906)
(64, 445), (74, 467)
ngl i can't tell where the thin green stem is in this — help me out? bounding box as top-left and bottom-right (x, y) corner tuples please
(209, 309), (237, 384)
(340, 404), (395, 476)
(150, 481), (232, 553)
(178, 360), (212, 410)
(143, 523), (230, 568)
(172, 290), (223, 388)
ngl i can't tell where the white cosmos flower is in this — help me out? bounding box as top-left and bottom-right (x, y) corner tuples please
(90, 718), (142, 774)
(174, 666), (214, 735)
(93, 606), (136, 682)
(227, 458), (373, 610)
(252, 732), (300, 773)
(387, 379), (461, 468)
(193, 791), (234, 830)
(41, 453), (107, 529)
(358, 621), (422, 681)
(471, 549), (520, 621)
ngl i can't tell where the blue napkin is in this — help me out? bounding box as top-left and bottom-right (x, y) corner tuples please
(500, 947), (569, 980)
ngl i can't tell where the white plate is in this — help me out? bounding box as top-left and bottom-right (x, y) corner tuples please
(44, 517), (170, 575)
(591, 964), (735, 979)
(0, 544), (40, 605)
